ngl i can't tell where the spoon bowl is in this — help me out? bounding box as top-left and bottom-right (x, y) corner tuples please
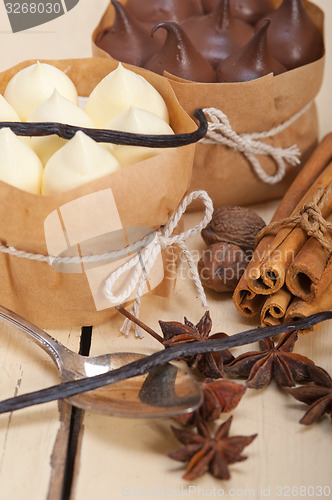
(0, 305), (202, 417)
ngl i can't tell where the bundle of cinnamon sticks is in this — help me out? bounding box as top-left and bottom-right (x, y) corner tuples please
(233, 134), (332, 332)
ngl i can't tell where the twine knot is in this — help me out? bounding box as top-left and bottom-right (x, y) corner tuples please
(104, 190), (214, 337)
(255, 185), (332, 252)
(200, 104), (313, 185)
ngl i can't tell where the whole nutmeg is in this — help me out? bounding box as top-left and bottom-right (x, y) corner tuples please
(201, 206), (265, 253)
(198, 242), (248, 293)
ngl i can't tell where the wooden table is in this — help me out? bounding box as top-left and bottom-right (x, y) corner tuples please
(0, 1), (331, 498)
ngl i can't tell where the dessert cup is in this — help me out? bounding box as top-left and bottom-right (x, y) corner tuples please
(93, 0), (325, 208)
(0, 57), (197, 327)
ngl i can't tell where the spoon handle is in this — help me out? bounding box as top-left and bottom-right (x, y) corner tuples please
(0, 304), (73, 370)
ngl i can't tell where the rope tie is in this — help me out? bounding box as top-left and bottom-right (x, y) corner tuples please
(255, 185), (332, 252)
(200, 103), (313, 185)
(105, 190), (214, 337)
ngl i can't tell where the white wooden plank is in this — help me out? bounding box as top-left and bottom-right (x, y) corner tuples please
(0, 0), (330, 497)
(0, 321), (81, 499)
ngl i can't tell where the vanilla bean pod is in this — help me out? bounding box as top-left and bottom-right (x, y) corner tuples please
(0, 311), (331, 414)
(0, 108), (207, 147)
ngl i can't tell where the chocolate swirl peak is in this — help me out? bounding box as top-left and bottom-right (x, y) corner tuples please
(257, 0), (324, 70)
(216, 19), (286, 82)
(95, 0), (162, 66)
(181, 0), (254, 68)
(144, 22), (215, 83)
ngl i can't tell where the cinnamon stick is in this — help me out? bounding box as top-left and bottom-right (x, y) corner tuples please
(248, 164), (332, 295)
(285, 214), (332, 301)
(260, 288), (292, 327)
(233, 133), (332, 317)
(285, 281), (332, 333)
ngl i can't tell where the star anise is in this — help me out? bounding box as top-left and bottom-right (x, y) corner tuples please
(169, 416), (257, 480)
(159, 311), (234, 378)
(173, 379), (246, 426)
(285, 364), (332, 425)
(224, 330), (315, 389)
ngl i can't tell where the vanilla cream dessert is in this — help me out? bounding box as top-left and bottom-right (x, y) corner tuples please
(85, 63), (169, 127)
(4, 62), (78, 121)
(27, 90), (95, 165)
(0, 94), (21, 121)
(0, 128), (43, 194)
(42, 131), (121, 195)
(106, 106), (174, 166)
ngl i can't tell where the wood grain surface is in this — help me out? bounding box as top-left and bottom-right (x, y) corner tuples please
(0, 1), (331, 499)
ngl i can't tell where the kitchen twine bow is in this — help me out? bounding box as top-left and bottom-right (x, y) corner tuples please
(0, 190), (213, 338)
(200, 102), (313, 185)
(105, 190), (214, 337)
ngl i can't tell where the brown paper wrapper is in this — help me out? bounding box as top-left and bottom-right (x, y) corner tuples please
(92, 0), (325, 209)
(0, 58), (197, 328)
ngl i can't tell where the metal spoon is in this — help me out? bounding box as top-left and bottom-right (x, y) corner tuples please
(0, 305), (202, 418)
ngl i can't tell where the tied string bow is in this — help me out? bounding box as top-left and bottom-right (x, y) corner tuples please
(200, 104), (313, 185)
(255, 185), (332, 252)
(104, 190), (214, 337)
